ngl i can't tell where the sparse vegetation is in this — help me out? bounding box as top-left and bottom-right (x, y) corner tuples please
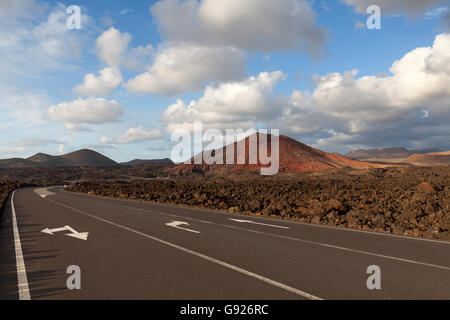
(0, 181), (19, 211)
(0, 162), (174, 186)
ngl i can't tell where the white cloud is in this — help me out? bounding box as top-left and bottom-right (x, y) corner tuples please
(313, 130), (358, 151)
(47, 98), (124, 130)
(150, 0), (327, 57)
(277, 33), (450, 152)
(63, 123), (92, 132)
(162, 71), (286, 132)
(119, 8), (134, 15)
(125, 43), (246, 95)
(0, 85), (50, 126)
(74, 28), (152, 98)
(96, 27), (153, 70)
(101, 126), (163, 144)
(0, 3), (90, 78)
(0, 138), (64, 156)
(96, 27), (131, 67)
(0, 0), (41, 19)
(341, 0), (445, 17)
(307, 34), (450, 119)
(11, 138), (63, 148)
(74, 67), (123, 96)
(159, 33), (450, 152)
(426, 7), (449, 19)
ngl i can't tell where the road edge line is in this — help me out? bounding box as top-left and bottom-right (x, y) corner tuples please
(11, 190), (31, 300)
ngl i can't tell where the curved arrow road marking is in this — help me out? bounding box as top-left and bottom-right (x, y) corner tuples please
(166, 221), (200, 234)
(34, 188), (56, 198)
(41, 225), (89, 241)
(229, 218), (290, 229)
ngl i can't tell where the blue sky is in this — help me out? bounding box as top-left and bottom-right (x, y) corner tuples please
(1, 0), (450, 162)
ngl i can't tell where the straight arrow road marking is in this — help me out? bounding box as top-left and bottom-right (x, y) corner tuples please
(229, 219), (290, 229)
(41, 225), (89, 241)
(166, 221), (200, 234)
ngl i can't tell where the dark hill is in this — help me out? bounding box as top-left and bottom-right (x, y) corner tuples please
(27, 153), (74, 166)
(0, 149), (118, 168)
(60, 149), (118, 167)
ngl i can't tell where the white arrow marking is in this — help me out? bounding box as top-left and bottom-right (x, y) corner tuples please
(34, 188), (56, 198)
(41, 225), (89, 241)
(166, 221), (200, 234)
(229, 219), (290, 229)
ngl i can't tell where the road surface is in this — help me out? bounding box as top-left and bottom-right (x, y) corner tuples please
(0, 187), (449, 300)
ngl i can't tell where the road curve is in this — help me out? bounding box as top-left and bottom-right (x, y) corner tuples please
(0, 187), (449, 300)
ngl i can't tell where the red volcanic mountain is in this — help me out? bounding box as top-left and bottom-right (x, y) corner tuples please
(170, 134), (378, 174)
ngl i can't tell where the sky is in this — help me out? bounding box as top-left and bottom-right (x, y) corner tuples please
(1, 0), (449, 162)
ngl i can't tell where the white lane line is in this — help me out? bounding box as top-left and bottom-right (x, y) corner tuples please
(137, 209), (450, 272)
(49, 193), (450, 271)
(45, 198), (322, 300)
(11, 190), (31, 300)
(67, 190), (450, 245)
(129, 196), (450, 245)
(229, 218), (290, 229)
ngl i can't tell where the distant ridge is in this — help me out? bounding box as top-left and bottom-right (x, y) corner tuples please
(27, 153), (75, 166)
(0, 149), (118, 168)
(404, 153), (450, 165)
(345, 147), (441, 160)
(427, 151), (450, 156)
(345, 148), (450, 166)
(121, 158), (174, 166)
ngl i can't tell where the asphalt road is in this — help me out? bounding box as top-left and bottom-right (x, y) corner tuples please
(0, 187), (449, 300)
